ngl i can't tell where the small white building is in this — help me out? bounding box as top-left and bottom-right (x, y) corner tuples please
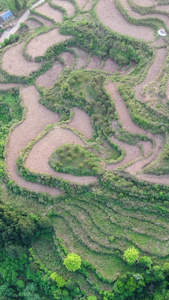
(158, 28), (167, 37)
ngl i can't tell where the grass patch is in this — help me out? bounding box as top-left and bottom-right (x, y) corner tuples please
(49, 143), (103, 176)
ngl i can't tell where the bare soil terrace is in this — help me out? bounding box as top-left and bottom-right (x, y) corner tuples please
(34, 2), (63, 22)
(26, 28), (72, 59)
(36, 61), (64, 87)
(52, 0), (75, 16)
(96, 0), (155, 41)
(25, 127), (97, 184)
(2, 42), (41, 76)
(7, 86), (61, 196)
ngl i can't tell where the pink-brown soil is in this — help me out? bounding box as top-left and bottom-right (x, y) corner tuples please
(52, 0), (75, 16)
(7, 86), (61, 196)
(136, 48), (166, 100)
(133, 0), (154, 6)
(167, 78), (169, 99)
(36, 61), (64, 87)
(60, 51), (75, 67)
(25, 127), (97, 184)
(26, 28), (72, 59)
(2, 42), (41, 76)
(71, 47), (89, 69)
(107, 136), (141, 170)
(137, 172), (169, 186)
(26, 18), (42, 29)
(0, 83), (23, 90)
(96, 0), (155, 41)
(85, 56), (102, 70)
(76, 0), (88, 9)
(106, 82), (145, 134)
(35, 2), (63, 22)
(83, 0), (93, 10)
(30, 15), (53, 27)
(152, 39), (166, 47)
(68, 107), (93, 139)
(103, 58), (119, 73)
(126, 135), (164, 174)
(141, 140), (153, 156)
(156, 4), (169, 12)
(122, 0), (169, 29)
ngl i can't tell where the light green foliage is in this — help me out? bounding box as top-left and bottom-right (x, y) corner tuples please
(49, 144), (103, 176)
(109, 235), (115, 242)
(139, 256), (153, 269)
(123, 247), (139, 265)
(87, 296), (97, 300)
(50, 272), (66, 287)
(63, 253), (82, 272)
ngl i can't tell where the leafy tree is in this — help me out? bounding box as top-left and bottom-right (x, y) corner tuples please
(139, 256), (153, 269)
(123, 247), (139, 265)
(63, 253), (81, 272)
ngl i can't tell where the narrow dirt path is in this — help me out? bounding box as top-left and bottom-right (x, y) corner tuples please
(25, 127), (97, 184)
(6, 86), (62, 196)
(135, 48), (166, 100)
(96, 0), (155, 41)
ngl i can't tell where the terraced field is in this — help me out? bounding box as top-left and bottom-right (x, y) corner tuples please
(2, 0), (169, 297)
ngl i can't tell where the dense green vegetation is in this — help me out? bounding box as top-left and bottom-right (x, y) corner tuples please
(49, 144), (103, 176)
(0, 0), (39, 12)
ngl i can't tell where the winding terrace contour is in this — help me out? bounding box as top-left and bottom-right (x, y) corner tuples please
(3, 0), (169, 196)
